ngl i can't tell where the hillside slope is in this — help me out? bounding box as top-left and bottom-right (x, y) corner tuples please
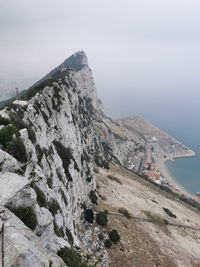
(0, 51), (199, 267)
(96, 164), (200, 267)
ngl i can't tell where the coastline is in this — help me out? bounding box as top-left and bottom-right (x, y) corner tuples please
(155, 155), (196, 199)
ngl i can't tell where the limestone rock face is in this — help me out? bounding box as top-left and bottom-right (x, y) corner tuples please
(0, 207), (65, 267)
(0, 172), (29, 206)
(0, 52), (109, 266)
(30, 51), (104, 115)
(0, 51), (144, 266)
(0, 150), (20, 173)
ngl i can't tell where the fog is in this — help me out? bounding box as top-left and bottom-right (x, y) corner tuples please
(1, 0), (200, 127)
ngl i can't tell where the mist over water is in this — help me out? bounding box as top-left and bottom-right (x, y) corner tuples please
(98, 84), (200, 195)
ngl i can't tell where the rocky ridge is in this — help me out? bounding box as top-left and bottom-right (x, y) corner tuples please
(0, 51), (197, 266)
(0, 52), (111, 266)
(0, 51), (146, 266)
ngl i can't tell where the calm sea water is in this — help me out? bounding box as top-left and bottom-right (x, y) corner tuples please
(101, 86), (200, 195)
(147, 110), (200, 195)
(165, 156), (200, 195)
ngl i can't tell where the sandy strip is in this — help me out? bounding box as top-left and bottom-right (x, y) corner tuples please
(155, 157), (195, 199)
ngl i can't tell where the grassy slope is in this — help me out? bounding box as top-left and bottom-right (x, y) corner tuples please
(96, 164), (200, 267)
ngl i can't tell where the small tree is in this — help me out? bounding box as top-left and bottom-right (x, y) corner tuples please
(104, 239), (112, 248)
(96, 211), (108, 227)
(109, 229), (120, 244)
(163, 208), (176, 218)
(9, 206), (37, 231)
(84, 209), (94, 223)
(118, 208), (131, 219)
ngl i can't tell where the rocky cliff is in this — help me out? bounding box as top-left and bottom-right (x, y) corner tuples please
(0, 51), (199, 267)
(0, 51), (147, 266)
(0, 52), (112, 266)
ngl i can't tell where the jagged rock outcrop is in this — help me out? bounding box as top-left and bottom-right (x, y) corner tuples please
(30, 51), (104, 115)
(0, 207), (65, 267)
(0, 51), (145, 266)
(0, 51), (110, 266)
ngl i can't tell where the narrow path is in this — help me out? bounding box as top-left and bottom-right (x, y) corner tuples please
(96, 210), (200, 232)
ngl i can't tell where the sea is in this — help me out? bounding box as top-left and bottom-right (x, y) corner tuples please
(144, 106), (200, 196)
(102, 88), (200, 196)
(141, 106), (200, 196)
(159, 123), (200, 196)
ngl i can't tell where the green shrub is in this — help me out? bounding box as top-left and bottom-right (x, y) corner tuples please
(36, 144), (43, 165)
(6, 103), (21, 112)
(7, 137), (27, 162)
(8, 112), (36, 144)
(27, 126), (36, 144)
(143, 211), (164, 225)
(89, 190), (98, 205)
(163, 219), (169, 225)
(60, 189), (68, 206)
(56, 168), (64, 183)
(104, 239), (112, 248)
(48, 199), (60, 216)
(65, 227), (74, 245)
(52, 87), (62, 112)
(15, 168), (25, 175)
(84, 209), (94, 223)
(118, 208), (131, 219)
(109, 229), (120, 244)
(57, 247), (89, 267)
(163, 208), (176, 218)
(31, 183), (47, 207)
(0, 125), (17, 148)
(98, 233), (104, 241)
(21, 78), (55, 101)
(96, 211), (108, 227)
(94, 155), (109, 169)
(9, 112), (26, 130)
(54, 221), (64, 237)
(0, 115), (11, 126)
(47, 177), (53, 189)
(53, 141), (74, 181)
(10, 206), (37, 230)
(41, 110), (49, 125)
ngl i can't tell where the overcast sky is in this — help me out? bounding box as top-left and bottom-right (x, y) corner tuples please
(1, 0), (200, 134)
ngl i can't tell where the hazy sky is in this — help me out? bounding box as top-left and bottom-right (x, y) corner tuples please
(1, 0), (200, 128)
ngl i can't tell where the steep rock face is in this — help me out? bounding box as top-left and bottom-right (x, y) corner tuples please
(0, 52), (109, 266)
(31, 51), (104, 115)
(93, 117), (145, 167)
(0, 51), (145, 266)
(0, 172), (29, 206)
(0, 207), (65, 267)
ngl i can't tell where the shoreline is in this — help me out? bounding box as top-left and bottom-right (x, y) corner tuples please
(155, 155), (196, 199)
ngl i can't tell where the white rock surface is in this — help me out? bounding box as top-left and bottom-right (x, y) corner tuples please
(0, 51), (110, 266)
(0, 149), (20, 173)
(0, 172), (29, 206)
(13, 100), (28, 106)
(0, 207), (65, 267)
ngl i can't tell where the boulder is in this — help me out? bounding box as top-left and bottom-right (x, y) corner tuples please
(0, 207), (65, 267)
(0, 172), (29, 206)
